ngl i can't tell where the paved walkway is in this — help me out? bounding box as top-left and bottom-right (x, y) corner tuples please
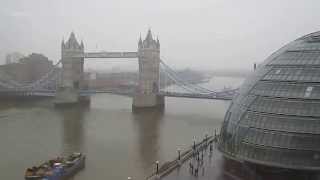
(161, 143), (232, 180)
(161, 143), (316, 180)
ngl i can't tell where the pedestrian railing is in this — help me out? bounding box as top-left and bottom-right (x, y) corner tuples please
(145, 135), (218, 180)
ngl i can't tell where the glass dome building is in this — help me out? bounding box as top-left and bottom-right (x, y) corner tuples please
(218, 31), (320, 170)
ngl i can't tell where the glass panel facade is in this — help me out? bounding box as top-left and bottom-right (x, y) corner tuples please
(242, 128), (320, 150)
(237, 143), (320, 168)
(263, 67), (320, 82)
(288, 41), (320, 51)
(248, 96), (320, 117)
(218, 32), (320, 170)
(269, 51), (320, 66)
(251, 82), (320, 99)
(240, 111), (320, 134)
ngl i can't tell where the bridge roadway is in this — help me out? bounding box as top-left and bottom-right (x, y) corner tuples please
(69, 51), (138, 58)
(0, 89), (56, 97)
(0, 89), (235, 100)
(158, 91), (234, 100)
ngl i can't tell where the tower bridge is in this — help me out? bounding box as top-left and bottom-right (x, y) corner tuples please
(0, 29), (239, 110)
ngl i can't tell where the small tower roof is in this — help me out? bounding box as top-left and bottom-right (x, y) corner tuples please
(68, 32), (78, 43)
(65, 31), (81, 49)
(141, 29), (159, 49)
(145, 29), (153, 41)
(138, 35), (143, 47)
(80, 40), (84, 48)
(139, 34), (142, 42)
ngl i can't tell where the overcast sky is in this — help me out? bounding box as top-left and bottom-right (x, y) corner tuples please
(1, 0), (320, 71)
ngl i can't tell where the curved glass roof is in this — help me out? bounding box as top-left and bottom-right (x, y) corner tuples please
(218, 31), (320, 170)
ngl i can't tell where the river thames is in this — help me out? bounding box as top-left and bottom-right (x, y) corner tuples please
(0, 77), (243, 179)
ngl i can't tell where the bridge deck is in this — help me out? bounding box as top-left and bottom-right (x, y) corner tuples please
(0, 90), (235, 100)
(159, 92), (234, 100)
(70, 52), (138, 58)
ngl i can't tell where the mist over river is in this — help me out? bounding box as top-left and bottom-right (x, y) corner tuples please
(0, 76), (243, 179)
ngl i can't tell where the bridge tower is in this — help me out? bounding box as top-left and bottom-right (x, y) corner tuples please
(133, 29), (164, 110)
(55, 32), (89, 106)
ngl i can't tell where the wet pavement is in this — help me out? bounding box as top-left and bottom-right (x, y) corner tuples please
(160, 142), (320, 180)
(161, 143), (228, 180)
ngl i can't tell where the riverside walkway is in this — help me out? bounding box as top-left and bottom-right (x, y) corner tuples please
(143, 135), (312, 180)
(144, 135), (231, 180)
(160, 144), (226, 180)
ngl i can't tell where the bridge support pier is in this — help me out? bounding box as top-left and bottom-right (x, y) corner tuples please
(132, 94), (164, 111)
(132, 29), (164, 112)
(55, 87), (90, 106)
(55, 87), (79, 105)
(55, 32), (90, 106)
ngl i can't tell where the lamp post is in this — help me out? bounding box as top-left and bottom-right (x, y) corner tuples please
(155, 160), (159, 174)
(193, 136), (196, 151)
(177, 148), (181, 160)
(205, 133), (208, 146)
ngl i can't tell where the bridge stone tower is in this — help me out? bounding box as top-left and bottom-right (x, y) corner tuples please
(55, 32), (89, 105)
(133, 29), (164, 110)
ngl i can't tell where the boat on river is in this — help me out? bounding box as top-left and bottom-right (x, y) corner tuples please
(25, 152), (85, 180)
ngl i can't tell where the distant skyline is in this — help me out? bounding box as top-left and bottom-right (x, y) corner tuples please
(1, 0), (320, 70)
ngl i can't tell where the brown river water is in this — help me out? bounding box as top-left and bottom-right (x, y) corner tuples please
(0, 77), (243, 180)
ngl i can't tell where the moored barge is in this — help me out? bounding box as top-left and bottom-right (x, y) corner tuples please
(25, 152), (85, 180)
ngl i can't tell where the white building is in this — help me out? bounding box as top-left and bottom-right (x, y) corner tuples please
(5, 52), (24, 64)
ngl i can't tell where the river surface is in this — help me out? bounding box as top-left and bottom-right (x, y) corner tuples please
(0, 77), (244, 180)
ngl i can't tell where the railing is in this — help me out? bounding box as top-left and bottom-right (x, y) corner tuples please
(79, 89), (134, 96)
(0, 89), (56, 97)
(145, 135), (218, 180)
(159, 91), (235, 100)
(83, 52), (138, 58)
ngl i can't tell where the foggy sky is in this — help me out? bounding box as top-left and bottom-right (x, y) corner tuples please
(1, 0), (320, 71)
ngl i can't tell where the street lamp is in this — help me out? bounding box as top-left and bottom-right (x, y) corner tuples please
(205, 133), (208, 146)
(155, 160), (159, 174)
(128, 177), (132, 180)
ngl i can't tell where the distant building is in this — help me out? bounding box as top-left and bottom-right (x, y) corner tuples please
(0, 53), (54, 83)
(5, 52), (24, 64)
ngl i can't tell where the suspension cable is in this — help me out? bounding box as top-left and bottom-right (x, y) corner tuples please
(160, 59), (216, 94)
(160, 64), (209, 93)
(160, 59), (213, 93)
(21, 60), (62, 89)
(159, 68), (198, 93)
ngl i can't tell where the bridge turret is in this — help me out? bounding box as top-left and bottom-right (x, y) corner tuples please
(64, 32), (78, 49)
(55, 32), (88, 105)
(138, 36), (143, 49)
(140, 29), (160, 50)
(61, 32), (84, 61)
(133, 29), (164, 111)
(156, 37), (160, 49)
(80, 40), (84, 50)
(61, 39), (65, 49)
